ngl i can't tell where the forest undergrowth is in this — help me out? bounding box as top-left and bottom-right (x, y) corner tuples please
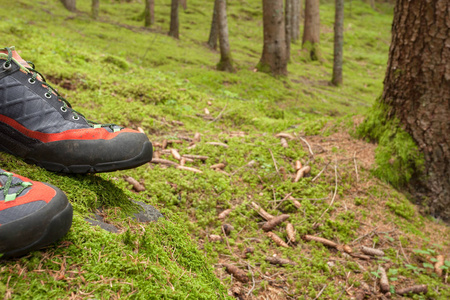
(0, 0), (449, 299)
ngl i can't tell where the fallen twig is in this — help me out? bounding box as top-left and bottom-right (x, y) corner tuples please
(150, 158), (179, 166)
(123, 176), (145, 192)
(311, 162), (330, 182)
(313, 285), (327, 300)
(350, 253), (371, 260)
(251, 202), (274, 221)
(176, 165), (203, 173)
(268, 148), (280, 179)
(206, 142), (229, 148)
(353, 151), (359, 183)
(303, 235), (337, 248)
(209, 103), (227, 123)
(313, 163), (338, 226)
(299, 136), (314, 156)
(182, 154), (208, 161)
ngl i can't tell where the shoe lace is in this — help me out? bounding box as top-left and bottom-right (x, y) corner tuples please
(0, 172), (32, 202)
(2, 47), (121, 132)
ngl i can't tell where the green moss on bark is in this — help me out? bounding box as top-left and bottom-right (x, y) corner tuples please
(357, 101), (424, 188)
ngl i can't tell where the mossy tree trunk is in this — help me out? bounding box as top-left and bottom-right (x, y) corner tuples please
(302, 0), (320, 60)
(285, 0), (292, 62)
(169, 0), (179, 39)
(216, 0), (235, 72)
(144, 0), (155, 27)
(257, 0), (287, 76)
(60, 0), (76, 12)
(91, 0), (99, 20)
(331, 0), (344, 86)
(207, 0), (219, 50)
(179, 0), (187, 10)
(382, 0), (450, 221)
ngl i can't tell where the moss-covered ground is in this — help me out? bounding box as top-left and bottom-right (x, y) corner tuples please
(1, 0), (449, 299)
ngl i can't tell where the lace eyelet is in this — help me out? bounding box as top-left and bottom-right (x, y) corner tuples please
(44, 93), (52, 99)
(2, 61), (11, 70)
(60, 106), (67, 112)
(28, 78), (36, 84)
(73, 115), (80, 120)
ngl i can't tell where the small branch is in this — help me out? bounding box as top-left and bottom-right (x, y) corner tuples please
(268, 148), (281, 179)
(246, 264), (256, 296)
(299, 136), (314, 156)
(313, 285), (327, 300)
(353, 151), (359, 183)
(313, 164), (338, 226)
(311, 162), (330, 182)
(209, 103), (228, 123)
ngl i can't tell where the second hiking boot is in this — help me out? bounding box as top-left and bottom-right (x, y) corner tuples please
(0, 47), (152, 173)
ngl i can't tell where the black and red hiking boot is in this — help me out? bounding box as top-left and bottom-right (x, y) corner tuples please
(0, 47), (153, 173)
(0, 169), (73, 258)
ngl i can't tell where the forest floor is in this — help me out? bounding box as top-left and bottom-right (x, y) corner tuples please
(0, 0), (449, 299)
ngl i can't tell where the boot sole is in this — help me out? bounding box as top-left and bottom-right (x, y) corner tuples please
(27, 141), (153, 174)
(0, 185), (73, 258)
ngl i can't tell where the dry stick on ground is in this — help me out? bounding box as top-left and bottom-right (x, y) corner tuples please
(299, 136), (314, 156)
(246, 264), (256, 296)
(123, 176), (146, 192)
(313, 285), (327, 300)
(221, 225), (232, 252)
(303, 235), (338, 248)
(313, 164), (338, 227)
(208, 103), (227, 123)
(176, 165), (203, 173)
(251, 202), (274, 221)
(262, 214), (290, 232)
(206, 142), (229, 148)
(150, 158), (180, 166)
(268, 148), (281, 179)
(396, 285), (428, 295)
(311, 162), (330, 182)
(274, 192), (293, 210)
(182, 154), (208, 161)
(353, 151), (359, 184)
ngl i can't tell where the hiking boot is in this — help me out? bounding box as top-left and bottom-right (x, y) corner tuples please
(0, 169), (73, 258)
(0, 47), (153, 173)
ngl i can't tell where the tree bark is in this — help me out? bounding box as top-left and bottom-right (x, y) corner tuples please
(382, 0), (450, 221)
(169, 0), (179, 39)
(216, 0), (235, 72)
(91, 0), (99, 20)
(285, 0), (292, 62)
(331, 0), (344, 86)
(257, 0), (287, 76)
(60, 0), (76, 12)
(291, 0), (301, 42)
(144, 0), (155, 27)
(180, 0), (187, 10)
(207, 0), (219, 50)
(302, 0), (320, 60)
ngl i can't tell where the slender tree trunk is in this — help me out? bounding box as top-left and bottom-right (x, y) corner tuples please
(208, 0), (219, 50)
(216, 0), (234, 72)
(331, 0), (344, 85)
(291, 0), (301, 42)
(302, 0), (320, 60)
(285, 0), (292, 62)
(91, 0), (99, 20)
(145, 0), (155, 27)
(257, 0), (287, 76)
(60, 0), (76, 12)
(382, 0), (450, 221)
(169, 0), (179, 39)
(180, 0), (187, 10)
